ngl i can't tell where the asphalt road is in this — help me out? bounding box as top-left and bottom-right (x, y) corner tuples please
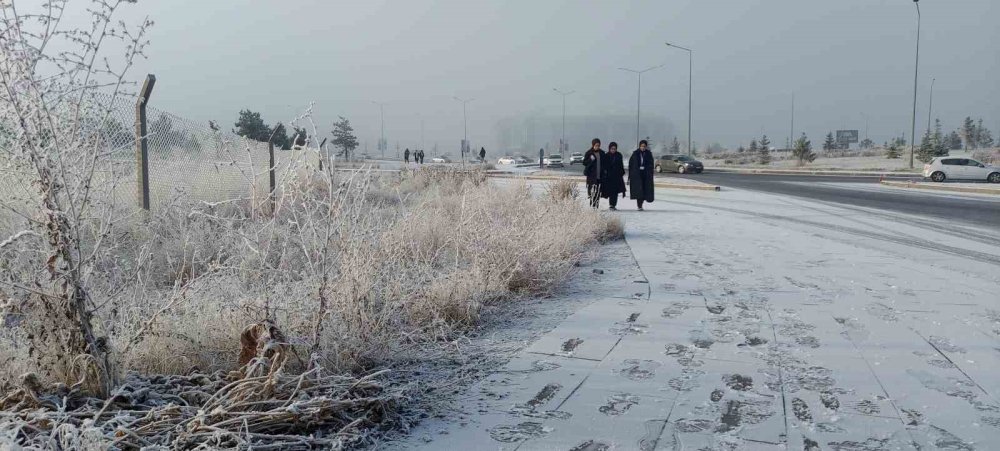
(671, 171), (1000, 232)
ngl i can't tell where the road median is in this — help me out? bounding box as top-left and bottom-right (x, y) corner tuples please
(487, 171), (721, 191)
(880, 180), (1000, 195)
(706, 167), (920, 178)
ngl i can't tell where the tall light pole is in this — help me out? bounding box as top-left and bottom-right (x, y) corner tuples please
(927, 77), (935, 133)
(666, 42), (693, 155)
(790, 93), (795, 152)
(552, 88), (575, 156)
(372, 101), (387, 159)
(453, 96), (474, 160)
(618, 64), (664, 148)
(908, 0), (921, 169)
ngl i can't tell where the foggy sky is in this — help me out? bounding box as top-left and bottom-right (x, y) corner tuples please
(95, 0), (999, 152)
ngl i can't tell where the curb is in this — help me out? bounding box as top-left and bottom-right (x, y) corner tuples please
(880, 180), (1000, 195)
(706, 167), (921, 178)
(487, 173), (721, 192)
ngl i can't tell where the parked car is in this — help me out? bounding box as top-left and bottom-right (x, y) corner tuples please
(497, 156), (516, 165)
(569, 152), (584, 165)
(515, 155), (530, 164)
(924, 157), (1000, 183)
(431, 156), (452, 164)
(656, 154), (704, 174)
(543, 154), (564, 167)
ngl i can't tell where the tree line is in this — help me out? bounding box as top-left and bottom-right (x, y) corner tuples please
(232, 109), (359, 159)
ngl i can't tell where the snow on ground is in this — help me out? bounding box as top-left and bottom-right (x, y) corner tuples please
(389, 182), (1000, 450)
(703, 150), (983, 171)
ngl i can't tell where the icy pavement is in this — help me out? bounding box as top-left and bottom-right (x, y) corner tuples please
(390, 185), (1000, 450)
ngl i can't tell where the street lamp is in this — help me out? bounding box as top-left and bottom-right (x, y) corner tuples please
(372, 101), (387, 159)
(908, 0), (920, 169)
(618, 64), (664, 148)
(453, 96), (474, 160)
(927, 77), (935, 134)
(665, 42), (693, 155)
(552, 88), (575, 156)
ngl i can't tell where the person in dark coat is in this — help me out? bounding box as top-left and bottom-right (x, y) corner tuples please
(628, 140), (655, 210)
(404, 148), (410, 163)
(601, 142), (627, 210)
(582, 138), (607, 209)
(479, 147), (486, 162)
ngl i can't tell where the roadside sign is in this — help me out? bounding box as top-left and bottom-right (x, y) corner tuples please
(836, 130), (859, 144)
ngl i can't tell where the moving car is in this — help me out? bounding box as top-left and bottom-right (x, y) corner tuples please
(431, 156), (452, 164)
(515, 155), (531, 164)
(656, 154), (704, 174)
(924, 157), (1000, 183)
(542, 154), (564, 167)
(569, 152), (584, 165)
(497, 156), (516, 165)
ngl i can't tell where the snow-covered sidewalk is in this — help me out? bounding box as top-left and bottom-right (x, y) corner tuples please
(392, 185), (1000, 450)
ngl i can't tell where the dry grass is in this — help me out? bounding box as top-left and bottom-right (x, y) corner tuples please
(0, 166), (613, 448)
(544, 179), (581, 202)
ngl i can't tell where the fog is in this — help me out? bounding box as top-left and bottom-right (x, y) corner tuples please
(98, 0), (998, 154)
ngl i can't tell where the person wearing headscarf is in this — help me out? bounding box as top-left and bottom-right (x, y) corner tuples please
(582, 138), (607, 209)
(601, 142), (626, 210)
(628, 140), (655, 210)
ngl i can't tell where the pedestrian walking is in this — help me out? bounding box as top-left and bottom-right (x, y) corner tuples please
(479, 147), (486, 162)
(602, 142), (626, 210)
(404, 148), (410, 164)
(539, 148), (545, 168)
(583, 138), (607, 209)
(628, 140), (655, 211)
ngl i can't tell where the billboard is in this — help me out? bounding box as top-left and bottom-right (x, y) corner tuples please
(836, 130), (859, 144)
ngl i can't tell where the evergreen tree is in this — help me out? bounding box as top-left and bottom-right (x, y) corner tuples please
(233, 109), (271, 142)
(737, 145), (746, 154)
(932, 119), (947, 157)
(916, 129), (936, 163)
(748, 139), (759, 154)
(859, 138), (874, 149)
(976, 119), (993, 148)
(823, 132), (836, 151)
(669, 136), (681, 153)
(269, 122), (291, 150)
(792, 133), (816, 166)
(946, 131), (962, 150)
(331, 116), (359, 160)
(961, 116), (976, 150)
(292, 127), (308, 147)
(885, 140), (902, 159)
(757, 135), (771, 165)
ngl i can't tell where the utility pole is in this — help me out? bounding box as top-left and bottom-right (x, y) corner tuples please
(927, 77), (935, 134)
(454, 96), (474, 160)
(618, 64), (664, 148)
(553, 88), (575, 156)
(372, 101), (387, 159)
(666, 42), (693, 155)
(908, 0), (921, 169)
(790, 93), (795, 152)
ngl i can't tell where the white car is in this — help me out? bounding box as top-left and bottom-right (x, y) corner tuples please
(497, 156), (516, 165)
(431, 156), (451, 164)
(542, 154), (564, 167)
(568, 152), (584, 165)
(923, 157), (1000, 183)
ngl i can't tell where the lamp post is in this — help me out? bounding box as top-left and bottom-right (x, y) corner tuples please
(453, 96), (474, 160)
(618, 64), (664, 148)
(908, 0), (921, 169)
(372, 101), (387, 159)
(665, 42), (693, 155)
(927, 77), (935, 134)
(552, 88), (575, 156)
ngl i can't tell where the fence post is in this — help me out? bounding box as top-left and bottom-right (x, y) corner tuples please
(268, 140), (276, 211)
(135, 74), (156, 210)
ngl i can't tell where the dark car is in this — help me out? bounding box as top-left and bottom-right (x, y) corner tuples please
(656, 154), (703, 174)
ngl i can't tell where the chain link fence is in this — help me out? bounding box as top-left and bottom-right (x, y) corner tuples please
(1, 86), (320, 215)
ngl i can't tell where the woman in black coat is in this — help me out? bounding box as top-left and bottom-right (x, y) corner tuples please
(601, 142), (627, 210)
(628, 140), (655, 210)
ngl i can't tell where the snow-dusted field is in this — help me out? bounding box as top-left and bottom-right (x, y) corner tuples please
(391, 182), (1000, 450)
(703, 150), (985, 171)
